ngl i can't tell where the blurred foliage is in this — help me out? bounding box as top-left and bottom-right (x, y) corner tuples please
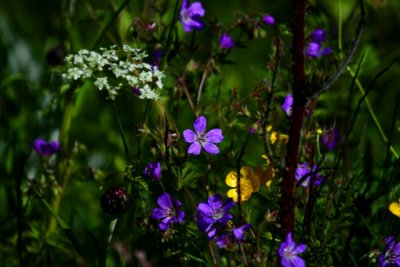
(1, 0), (400, 266)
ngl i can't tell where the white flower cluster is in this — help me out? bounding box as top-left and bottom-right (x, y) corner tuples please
(62, 45), (164, 100)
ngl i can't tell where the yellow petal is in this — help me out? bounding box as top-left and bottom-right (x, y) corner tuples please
(270, 132), (277, 144)
(389, 202), (400, 218)
(278, 134), (289, 144)
(240, 166), (253, 178)
(227, 187), (252, 202)
(225, 171), (238, 187)
(266, 125), (272, 132)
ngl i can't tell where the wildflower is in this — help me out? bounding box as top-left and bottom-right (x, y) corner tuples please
(216, 224), (252, 249)
(295, 163), (325, 187)
(278, 232), (307, 267)
(379, 236), (400, 267)
(262, 15), (275, 26)
(151, 192), (185, 231)
(389, 201), (400, 218)
(309, 28), (327, 43)
(196, 194), (235, 239)
(225, 166), (260, 202)
(281, 94), (293, 117)
(183, 116), (224, 155)
(233, 224), (252, 242)
(270, 132), (289, 145)
(306, 28), (332, 58)
(63, 45), (165, 100)
(219, 33), (235, 49)
(321, 128), (340, 150)
(33, 138), (60, 157)
(101, 187), (130, 216)
(143, 162), (162, 181)
(306, 42), (332, 58)
(179, 0), (205, 32)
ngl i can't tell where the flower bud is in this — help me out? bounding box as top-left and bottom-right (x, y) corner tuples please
(100, 187), (130, 216)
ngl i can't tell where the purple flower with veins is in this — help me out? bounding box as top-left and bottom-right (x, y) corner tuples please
(278, 232), (307, 267)
(233, 224), (252, 242)
(196, 194), (235, 239)
(183, 116), (224, 155)
(263, 15), (275, 26)
(33, 138), (60, 157)
(151, 192), (185, 231)
(281, 94), (293, 117)
(321, 128), (340, 150)
(379, 236), (400, 267)
(143, 162), (162, 181)
(179, 0), (205, 32)
(295, 163), (325, 187)
(219, 33), (235, 49)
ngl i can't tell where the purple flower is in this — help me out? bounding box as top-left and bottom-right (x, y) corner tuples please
(295, 163), (325, 187)
(219, 33), (235, 49)
(143, 162), (162, 181)
(216, 233), (234, 249)
(321, 128), (340, 150)
(281, 94), (293, 117)
(379, 236), (400, 267)
(233, 223), (252, 242)
(179, 0), (205, 32)
(183, 116), (224, 155)
(278, 232), (307, 267)
(33, 138), (60, 157)
(151, 192), (185, 231)
(216, 223), (252, 248)
(262, 15), (275, 26)
(309, 28), (327, 43)
(306, 42), (332, 58)
(195, 194), (235, 239)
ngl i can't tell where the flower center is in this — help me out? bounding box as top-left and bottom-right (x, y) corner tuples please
(211, 207), (224, 220)
(196, 132), (206, 144)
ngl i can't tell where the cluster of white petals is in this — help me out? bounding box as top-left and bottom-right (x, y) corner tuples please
(63, 45), (164, 100)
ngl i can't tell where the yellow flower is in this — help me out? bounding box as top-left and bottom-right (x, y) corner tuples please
(226, 166), (260, 202)
(389, 201), (400, 218)
(269, 131), (289, 145)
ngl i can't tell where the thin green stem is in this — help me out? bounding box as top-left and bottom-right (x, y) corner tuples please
(347, 66), (399, 159)
(112, 100), (131, 163)
(160, 0), (182, 69)
(338, 0), (343, 52)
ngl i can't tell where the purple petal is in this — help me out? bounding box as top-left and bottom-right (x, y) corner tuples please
(205, 129), (224, 143)
(321, 47), (332, 56)
(262, 15), (275, 26)
(182, 19), (204, 32)
(194, 116), (207, 135)
(177, 210), (185, 224)
(157, 192), (172, 209)
(290, 256), (306, 267)
(310, 28), (327, 43)
(233, 224), (252, 241)
(280, 257), (292, 267)
(151, 207), (164, 220)
(208, 194), (222, 207)
(197, 203), (212, 215)
(219, 33), (235, 49)
(183, 129), (197, 143)
(203, 142), (219, 154)
(188, 142), (202, 155)
(294, 243), (307, 254)
(159, 218), (172, 231)
(188, 2), (205, 17)
(181, 0), (189, 9)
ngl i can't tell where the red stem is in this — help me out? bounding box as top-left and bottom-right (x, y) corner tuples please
(279, 0), (307, 237)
